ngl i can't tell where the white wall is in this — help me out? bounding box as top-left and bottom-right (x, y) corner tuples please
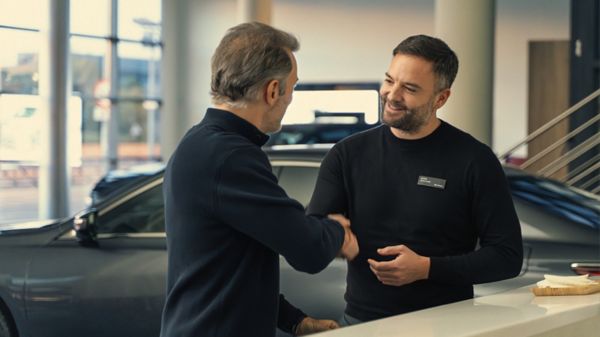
(494, 0), (569, 155)
(186, 0), (238, 125)
(273, 0), (434, 82)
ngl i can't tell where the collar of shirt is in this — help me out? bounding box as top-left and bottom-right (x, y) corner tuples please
(202, 108), (270, 146)
(383, 119), (447, 151)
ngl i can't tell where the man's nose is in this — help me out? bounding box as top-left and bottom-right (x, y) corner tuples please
(387, 85), (403, 102)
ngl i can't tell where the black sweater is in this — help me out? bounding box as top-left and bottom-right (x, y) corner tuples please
(160, 108), (345, 337)
(307, 121), (523, 321)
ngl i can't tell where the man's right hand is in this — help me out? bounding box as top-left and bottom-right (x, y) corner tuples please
(328, 214), (359, 261)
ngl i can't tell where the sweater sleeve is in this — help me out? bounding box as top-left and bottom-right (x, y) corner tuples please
(429, 147), (524, 285)
(277, 294), (307, 334)
(306, 145), (348, 216)
(214, 146), (345, 274)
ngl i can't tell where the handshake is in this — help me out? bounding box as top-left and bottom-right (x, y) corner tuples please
(326, 213), (430, 287)
(328, 214), (359, 261)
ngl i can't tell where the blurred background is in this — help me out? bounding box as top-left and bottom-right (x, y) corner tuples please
(1, 0), (598, 224)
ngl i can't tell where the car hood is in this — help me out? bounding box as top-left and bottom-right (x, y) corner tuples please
(0, 218), (68, 247)
(0, 219), (59, 233)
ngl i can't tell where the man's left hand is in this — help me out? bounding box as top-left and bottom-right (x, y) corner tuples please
(367, 244), (430, 286)
(294, 317), (339, 336)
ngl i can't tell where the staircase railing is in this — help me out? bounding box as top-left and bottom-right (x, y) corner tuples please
(498, 88), (600, 195)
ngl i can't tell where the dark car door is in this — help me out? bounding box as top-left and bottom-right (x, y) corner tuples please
(25, 180), (166, 337)
(273, 163), (347, 325)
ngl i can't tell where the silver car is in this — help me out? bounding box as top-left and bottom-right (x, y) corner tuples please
(0, 145), (598, 337)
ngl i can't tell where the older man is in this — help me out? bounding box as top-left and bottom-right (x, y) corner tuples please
(160, 22), (359, 337)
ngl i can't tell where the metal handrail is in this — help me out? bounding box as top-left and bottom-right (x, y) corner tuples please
(497, 87), (600, 194)
(564, 153), (600, 183)
(538, 133), (600, 177)
(498, 88), (600, 161)
(570, 161), (600, 187)
(519, 113), (600, 169)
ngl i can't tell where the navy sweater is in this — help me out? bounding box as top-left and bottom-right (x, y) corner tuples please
(307, 121), (523, 321)
(160, 108), (345, 337)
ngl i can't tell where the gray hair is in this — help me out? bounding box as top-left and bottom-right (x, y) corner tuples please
(393, 35), (459, 92)
(210, 22), (299, 108)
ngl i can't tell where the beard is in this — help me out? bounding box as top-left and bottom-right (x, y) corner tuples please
(380, 95), (435, 134)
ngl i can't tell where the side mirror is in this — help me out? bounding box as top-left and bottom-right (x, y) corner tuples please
(74, 209), (98, 246)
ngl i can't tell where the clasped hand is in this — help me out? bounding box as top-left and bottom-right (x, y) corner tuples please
(327, 214), (359, 261)
(367, 245), (430, 286)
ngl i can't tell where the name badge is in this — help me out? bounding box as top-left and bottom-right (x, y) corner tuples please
(417, 175), (446, 189)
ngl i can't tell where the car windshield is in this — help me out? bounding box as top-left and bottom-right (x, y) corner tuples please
(90, 162), (165, 206)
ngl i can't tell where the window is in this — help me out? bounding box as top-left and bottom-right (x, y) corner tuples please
(0, 1), (163, 225)
(98, 183), (164, 234)
(0, 28), (41, 94)
(0, 3), (44, 223)
(70, 0), (163, 172)
(71, 0), (111, 36)
(0, 1), (43, 30)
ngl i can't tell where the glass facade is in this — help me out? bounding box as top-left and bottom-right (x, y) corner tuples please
(0, 1), (163, 224)
(0, 29), (41, 95)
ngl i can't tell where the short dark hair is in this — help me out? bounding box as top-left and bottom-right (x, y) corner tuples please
(393, 35), (458, 91)
(210, 22), (299, 107)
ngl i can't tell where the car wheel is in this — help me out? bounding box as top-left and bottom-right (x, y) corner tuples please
(0, 309), (15, 337)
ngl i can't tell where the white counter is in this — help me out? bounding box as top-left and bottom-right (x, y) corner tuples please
(312, 285), (600, 337)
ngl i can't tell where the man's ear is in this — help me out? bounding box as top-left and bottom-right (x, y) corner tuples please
(434, 89), (451, 110)
(264, 79), (280, 107)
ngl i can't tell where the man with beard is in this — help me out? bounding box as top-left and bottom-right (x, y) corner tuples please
(307, 35), (523, 325)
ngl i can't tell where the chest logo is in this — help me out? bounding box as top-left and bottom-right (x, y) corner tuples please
(417, 175), (446, 189)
